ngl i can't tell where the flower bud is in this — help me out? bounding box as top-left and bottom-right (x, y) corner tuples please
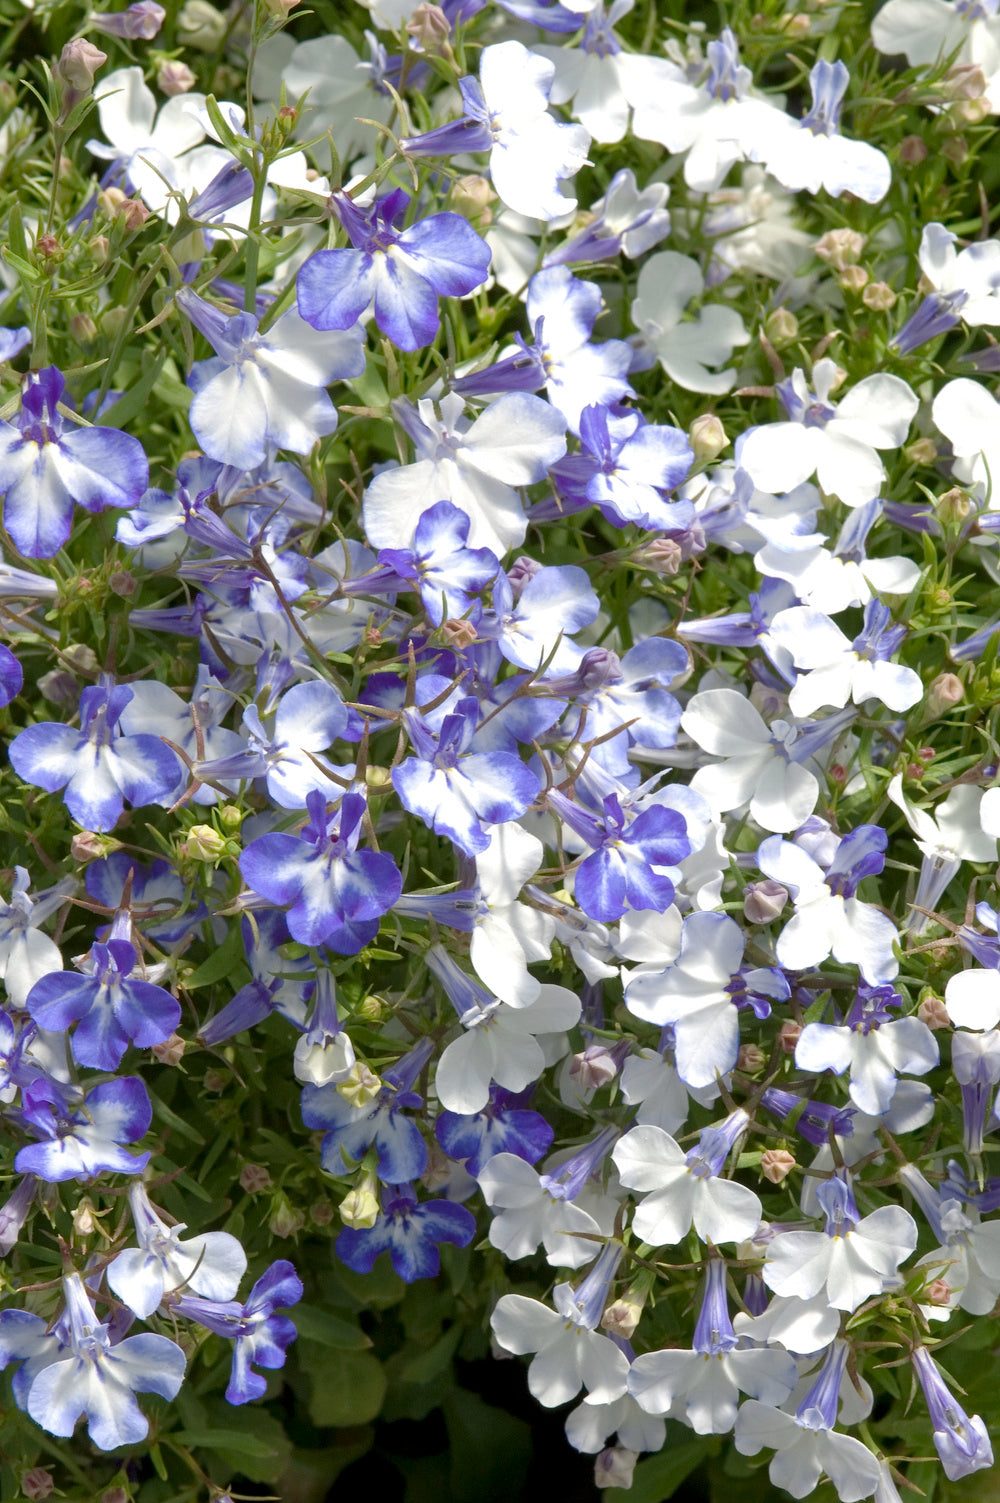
(365, 765), (393, 793)
(158, 60), (197, 96)
(88, 233), (111, 265)
(760, 1148), (796, 1184)
(441, 617), (478, 649)
(240, 1163), (273, 1193)
(924, 1278), (953, 1306)
(203, 1069), (227, 1092)
(92, 2), (166, 39)
(918, 991), (950, 1029)
(177, 0), (228, 49)
(781, 12), (810, 36)
(944, 63), (988, 100)
(814, 228), (865, 270)
(68, 313), (98, 348)
(55, 38), (108, 93)
(118, 198), (151, 232)
(839, 265), (869, 293)
(924, 672), (963, 720)
(568, 1044), (619, 1092)
(689, 411), (728, 461)
(184, 824), (227, 861)
(338, 1061), (382, 1107)
(71, 831), (120, 862)
(151, 1032), (185, 1065)
(595, 1448), (639, 1490)
(420, 1141), (455, 1192)
(863, 281), (896, 311)
(109, 568), (137, 597)
(936, 485), (972, 524)
(311, 1200), (334, 1225)
(451, 174), (495, 221)
(63, 643), (100, 674)
(340, 1179), (379, 1230)
(102, 1491), (128, 1503)
(744, 879), (788, 924)
(21, 1470), (54, 1502)
(940, 136), (969, 167)
(406, 3), (450, 49)
(899, 134), (928, 164)
(601, 1293), (645, 1339)
(38, 669), (79, 704)
(763, 307), (798, 347)
(269, 1193), (304, 1238)
(737, 1043), (766, 1073)
(36, 234), (64, 264)
(73, 1196), (99, 1235)
(217, 803), (242, 833)
(778, 1020), (801, 1053)
(902, 437), (936, 465)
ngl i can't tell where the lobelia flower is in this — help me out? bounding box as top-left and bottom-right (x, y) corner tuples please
(761, 61), (891, 202)
(911, 1345), (994, 1481)
(466, 823), (556, 1007)
(952, 1029), (1000, 1155)
(169, 1260), (302, 1405)
(625, 911), (788, 1089)
(871, 0), (1000, 111)
(737, 358), (918, 508)
(392, 699), (541, 859)
(108, 1183), (247, 1318)
(628, 1258), (798, 1433)
(176, 286), (365, 471)
(543, 167), (670, 267)
(0, 367), (149, 558)
(15, 1076), (152, 1182)
(931, 375), (1000, 506)
(292, 969), (356, 1087)
(115, 668), (246, 807)
(91, 2), (166, 39)
(434, 1086), (554, 1177)
(400, 40), (591, 221)
(197, 911), (313, 1046)
(762, 1174), (917, 1312)
(428, 943), (580, 1113)
(552, 404), (694, 532)
(631, 251), (750, 394)
(300, 1037), (432, 1184)
(548, 789), (691, 924)
(336, 1181), (476, 1282)
(612, 1112), (762, 1247)
(887, 773), (997, 933)
(892, 223), (1000, 355)
(768, 600), (923, 717)
(755, 497), (922, 617)
(376, 499), (499, 626)
(477, 1127), (619, 1267)
(90, 65), (206, 212)
(0, 1273), (185, 1452)
(363, 391), (567, 557)
(757, 825), (900, 984)
(239, 790), (402, 951)
(735, 1338), (883, 1501)
(296, 188), (492, 352)
(490, 1242), (631, 1407)
(452, 266), (633, 432)
(278, 32), (397, 171)
(565, 1392), (665, 1459)
(0, 868), (65, 1009)
(9, 676), (184, 832)
(795, 983), (939, 1117)
(0, 642), (22, 705)
(901, 1162), (1000, 1315)
(25, 937), (180, 1071)
(479, 560), (600, 675)
(533, 0), (670, 143)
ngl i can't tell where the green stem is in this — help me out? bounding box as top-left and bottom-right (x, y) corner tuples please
(243, 166), (269, 313)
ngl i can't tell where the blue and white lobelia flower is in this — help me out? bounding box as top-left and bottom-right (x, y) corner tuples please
(892, 222), (1000, 355)
(108, 1183), (247, 1318)
(543, 167), (670, 267)
(0, 867), (65, 1009)
(631, 251), (750, 394)
(0, 1273), (186, 1451)
(376, 499), (499, 626)
(612, 1111), (762, 1247)
(434, 1085), (554, 1177)
(15, 1076), (152, 1182)
(547, 789), (691, 924)
(336, 1181), (476, 1283)
(887, 773), (997, 933)
(871, 0), (1000, 111)
(400, 40), (591, 221)
(757, 824), (899, 984)
(0, 367), (149, 558)
(301, 1036), (433, 1185)
(795, 983), (939, 1117)
(911, 1345), (994, 1481)
(761, 61), (891, 202)
(477, 1128), (619, 1268)
(169, 1260), (303, 1405)
(628, 1258), (799, 1433)
(297, 188), (492, 351)
(176, 286), (365, 470)
(558, 403), (694, 531)
(8, 676), (184, 832)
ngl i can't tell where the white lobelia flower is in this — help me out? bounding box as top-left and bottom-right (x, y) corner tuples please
(755, 498), (923, 617)
(534, 1), (667, 145)
(478, 1134), (619, 1268)
(0, 868), (66, 1009)
(612, 1113), (762, 1247)
(768, 602), (923, 718)
(945, 965), (1000, 1030)
(469, 824), (555, 1008)
(631, 251), (749, 394)
(760, 61), (891, 203)
(363, 392), (567, 557)
(982, 785), (1000, 839)
(435, 982), (581, 1114)
(794, 983), (939, 1117)
(738, 359), (918, 508)
(931, 376), (1000, 504)
(871, 0), (1000, 110)
(90, 66), (206, 215)
(762, 1176), (917, 1312)
(279, 33), (396, 171)
(107, 1184), (247, 1319)
(887, 773), (997, 933)
(490, 1269), (630, 1408)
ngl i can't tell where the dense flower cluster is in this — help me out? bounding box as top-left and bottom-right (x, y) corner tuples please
(2, 0), (1000, 1498)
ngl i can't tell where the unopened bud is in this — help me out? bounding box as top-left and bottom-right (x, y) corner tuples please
(601, 1294), (644, 1339)
(71, 830), (120, 862)
(903, 437), (937, 465)
(151, 1032), (185, 1065)
(338, 1061), (382, 1107)
(92, 1), (166, 38)
(568, 1044), (619, 1092)
(38, 669), (79, 704)
(73, 1196), (99, 1235)
(814, 227), (865, 270)
(340, 1183), (379, 1230)
(421, 1141), (455, 1192)
(899, 134), (928, 164)
(634, 537), (682, 574)
(944, 62), (988, 100)
(269, 1193), (304, 1238)
(957, 96), (991, 123)
(925, 672), (963, 720)
(364, 764), (393, 793)
(357, 994), (386, 1022)
(406, 3), (450, 49)
(36, 234), (63, 263)
(69, 313), (98, 346)
(744, 879), (788, 924)
(778, 1020), (801, 1053)
(88, 233), (111, 265)
(158, 60), (197, 96)
(441, 617), (478, 649)
(240, 1163), (272, 1193)
(689, 411), (728, 461)
(924, 1278), (953, 1306)
(63, 643), (100, 674)
(203, 1069), (227, 1092)
(737, 1043), (766, 1073)
(102, 307), (129, 341)
(109, 568), (137, 597)
(184, 824), (227, 861)
(178, 0), (229, 49)
(118, 198), (151, 232)
(780, 11), (810, 36)
(918, 992), (950, 1030)
(760, 1148), (796, 1184)
(21, 1470), (54, 1502)
(940, 136), (969, 166)
(862, 281), (896, 311)
(218, 803), (242, 833)
(937, 485), (972, 524)
(595, 1447), (639, 1490)
(839, 265), (869, 293)
(763, 307), (799, 347)
(55, 38), (108, 93)
(451, 174), (495, 221)
(311, 1200), (334, 1225)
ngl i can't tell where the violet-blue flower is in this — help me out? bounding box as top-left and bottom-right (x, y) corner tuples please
(15, 1075), (152, 1182)
(336, 1181), (476, 1282)
(170, 1260), (303, 1405)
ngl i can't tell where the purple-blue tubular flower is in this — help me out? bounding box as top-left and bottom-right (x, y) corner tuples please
(548, 790), (690, 923)
(15, 1076), (152, 1182)
(435, 1086), (554, 1175)
(297, 188), (492, 352)
(25, 937), (181, 1071)
(301, 1037), (432, 1183)
(693, 1256), (738, 1355)
(8, 675), (184, 832)
(378, 499), (499, 625)
(91, 1), (166, 38)
(952, 1030), (1000, 1156)
(0, 367), (148, 558)
(171, 1260), (303, 1405)
(336, 1181), (476, 1282)
(760, 1088), (856, 1147)
(796, 1338), (849, 1432)
(538, 1124), (620, 1202)
(239, 789), (402, 950)
(911, 1345), (994, 1480)
(0, 1174), (37, 1255)
(0, 643), (22, 706)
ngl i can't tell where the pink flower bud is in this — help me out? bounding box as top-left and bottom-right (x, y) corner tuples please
(240, 1163), (273, 1193)
(595, 1447), (639, 1489)
(158, 60), (197, 96)
(760, 1149), (796, 1184)
(744, 879), (788, 924)
(778, 1020), (801, 1053)
(55, 38), (108, 93)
